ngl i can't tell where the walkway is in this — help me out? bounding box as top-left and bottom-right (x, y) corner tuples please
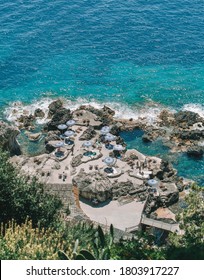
(141, 215), (180, 233)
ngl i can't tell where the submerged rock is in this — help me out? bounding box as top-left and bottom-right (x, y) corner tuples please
(142, 133), (153, 143)
(187, 146), (204, 158)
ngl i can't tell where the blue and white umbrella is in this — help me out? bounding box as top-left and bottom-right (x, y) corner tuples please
(100, 126), (110, 135)
(104, 156), (115, 166)
(54, 141), (64, 148)
(147, 179), (158, 187)
(105, 133), (116, 142)
(83, 141), (93, 148)
(113, 144), (124, 151)
(66, 119), (76, 127)
(64, 130), (75, 137)
(57, 124), (67, 130)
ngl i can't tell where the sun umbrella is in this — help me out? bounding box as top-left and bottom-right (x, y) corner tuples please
(54, 142), (64, 148)
(113, 144), (124, 151)
(100, 126), (110, 135)
(57, 124), (67, 130)
(105, 133), (116, 142)
(66, 119), (76, 127)
(104, 156), (115, 166)
(148, 179), (158, 187)
(64, 130), (75, 137)
(83, 141), (93, 148)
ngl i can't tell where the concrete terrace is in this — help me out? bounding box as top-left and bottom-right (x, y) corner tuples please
(10, 108), (178, 234)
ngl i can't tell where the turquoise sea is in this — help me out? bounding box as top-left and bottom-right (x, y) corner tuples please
(0, 0), (203, 185)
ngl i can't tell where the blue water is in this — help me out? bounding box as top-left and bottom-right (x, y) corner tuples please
(0, 0), (204, 184)
(121, 129), (204, 186)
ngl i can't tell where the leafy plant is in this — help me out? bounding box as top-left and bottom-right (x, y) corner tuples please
(0, 150), (62, 228)
(165, 185), (204, 259)
(58, 224), (114, 260)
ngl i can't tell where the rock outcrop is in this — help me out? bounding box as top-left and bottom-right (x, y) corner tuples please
(79, 105), (115, 125)
(79, 126), (96, 140)
(144, 183), (179, 214)
(48, 99), (63, 118)
(34, 108), (45, 118)
(154, 160), (177, 182)
(186, 146), (204, 158)
(112, 181), (147, 200)
(25, 132), (42, 142)
(158, 183), (179, 207)
(174, 111), (204, 129)
(0, 121), (21, 155)
(44, 108), (72, 131)
(71, 154), (83, 167)
(73, 170), (112, 202)
(17, 114), (35, 129)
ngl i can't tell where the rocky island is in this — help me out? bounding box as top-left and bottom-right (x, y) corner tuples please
(1, 99), (203, 234)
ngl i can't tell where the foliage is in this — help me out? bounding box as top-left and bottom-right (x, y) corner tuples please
(0, 220), (97, 260)
(110, 232), (165, 260)
(0, 220), (64, 259)
(58, 224), (114, 260)
(166, 185), (204, 259)
(0, 150), (62, 228)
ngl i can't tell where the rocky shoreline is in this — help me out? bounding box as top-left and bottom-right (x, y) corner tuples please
(1, 99), (203, 231)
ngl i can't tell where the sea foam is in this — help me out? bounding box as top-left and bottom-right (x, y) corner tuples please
(182, 103), (204, 119)
(4, 97), (167, 126)
(6, 97), (203, 128)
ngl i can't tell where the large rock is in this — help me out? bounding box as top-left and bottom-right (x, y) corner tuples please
(79, 126), (96, 140)
(73, 170), (112, 202)
(48, 99), (63, 118)
(110, 124), (121, 136)
(18, 114), (35, 129)
(44, 108), (72, 131)
(155, 160), (177, 181)
(158, 183), (179, 207)
(71, 154), (83, 167)
(102, 105), (115, 117)
(0, 121), (21, 155)
(79, 105), (115, 125)
(112, 181), (147, 200)
(174, 129), (204, 141)
(34, 108), (45, 118)
(44, 131), (61, 144)
(174, 111), (204, 128)
(158, 110), (175, 127)
(26, 132), (42, 142)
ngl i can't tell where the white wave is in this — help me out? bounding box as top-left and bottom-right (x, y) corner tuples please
(4, 98), (54, 125)
(4, 96), (171, 126)
(182, 103), (204, 119)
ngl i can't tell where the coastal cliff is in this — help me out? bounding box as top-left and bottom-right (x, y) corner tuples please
(0, 121), (21, 156)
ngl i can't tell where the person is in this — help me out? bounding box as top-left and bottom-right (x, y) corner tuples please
(71, 144), (75, 156)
